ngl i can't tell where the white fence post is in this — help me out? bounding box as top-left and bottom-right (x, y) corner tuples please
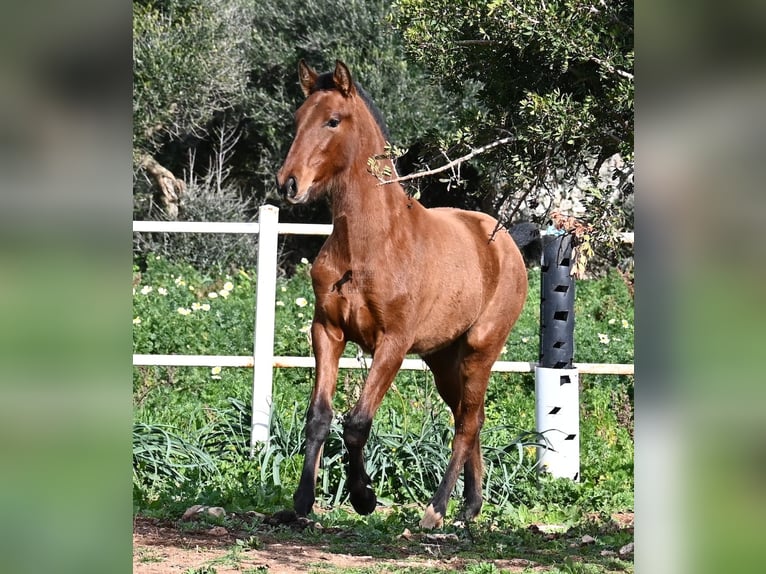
(535, 367), (580, 479)
(251, 205), (279, 450)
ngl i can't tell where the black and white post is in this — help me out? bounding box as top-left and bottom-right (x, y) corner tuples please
(536, 233), (580, 480)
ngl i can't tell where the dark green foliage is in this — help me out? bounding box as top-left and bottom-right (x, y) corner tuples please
(390, 0), (634, 164)
(133, 0), (254, 157)
(133, 1), (634, 275)
(389, 0), (634, 245)
(133, 0), (459, 212)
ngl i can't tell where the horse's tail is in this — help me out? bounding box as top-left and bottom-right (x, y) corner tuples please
(508, 222), (543, 268)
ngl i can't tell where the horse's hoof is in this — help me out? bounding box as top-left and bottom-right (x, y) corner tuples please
(458, 502), (482, 524)
(419, 504), (444, 529)
(269, 509), (298, 524)
(293, 491), (315, 517)
(349, 485), (377, 515)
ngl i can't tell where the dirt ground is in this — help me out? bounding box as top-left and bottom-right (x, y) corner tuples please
(135, 517), (378, 573)
(133, 515), (516, 573)
(133, 512), (634, 573)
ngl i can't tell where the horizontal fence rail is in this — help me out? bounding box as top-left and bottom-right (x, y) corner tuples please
(133, 208), (635, 444)
(132, 220), (633, 243)
(132, 354), (634, 376)
(132, 220), (334, 236)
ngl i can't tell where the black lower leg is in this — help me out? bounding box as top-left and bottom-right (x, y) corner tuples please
(293, 402), (333, 515)
(343, 414), (377, 515)
(427, 455), (463, 519)
(460, 460), (483, 521)
(459, 427), (484, 522)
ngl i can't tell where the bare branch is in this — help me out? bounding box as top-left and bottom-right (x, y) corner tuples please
(453, 39), (499, 47)
(378, 136), (515, 186)
(589, 55), (634, 81)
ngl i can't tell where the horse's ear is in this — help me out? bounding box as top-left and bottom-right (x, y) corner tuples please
(333, 60), (356, 98)
(298, 59), (318, 97)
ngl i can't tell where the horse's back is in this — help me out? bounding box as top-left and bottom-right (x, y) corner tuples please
(426, 207), (524, 270)
(431, 206), (527, 291)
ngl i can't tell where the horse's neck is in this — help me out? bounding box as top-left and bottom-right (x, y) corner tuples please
(329, 163), (411, 263)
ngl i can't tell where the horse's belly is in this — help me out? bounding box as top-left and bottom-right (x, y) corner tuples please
(409, 292), (480, 355)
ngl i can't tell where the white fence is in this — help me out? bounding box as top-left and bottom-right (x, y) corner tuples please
(133, 205), (634, 445)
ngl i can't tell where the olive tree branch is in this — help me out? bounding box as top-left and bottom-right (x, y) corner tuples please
(377, 136), (515, 186)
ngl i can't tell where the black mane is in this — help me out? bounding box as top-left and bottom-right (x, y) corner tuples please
(311, 72), (391, 142)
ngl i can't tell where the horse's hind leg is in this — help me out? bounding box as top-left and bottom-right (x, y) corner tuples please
(459, 401), (486, 522)
(421, 344), (495, 529)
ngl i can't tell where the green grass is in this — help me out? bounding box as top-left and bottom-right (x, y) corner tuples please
(133, 254), (634, 527)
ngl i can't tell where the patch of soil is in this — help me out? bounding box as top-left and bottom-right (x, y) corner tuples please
(135, 522), (363, 572)
(133, 511), (634, 573)
(133, 515), (464, 573)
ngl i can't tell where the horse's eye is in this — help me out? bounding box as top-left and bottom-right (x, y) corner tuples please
(326, 117), (341, 128)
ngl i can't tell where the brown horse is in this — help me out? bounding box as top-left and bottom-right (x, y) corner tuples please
(277, 60), (539, 528)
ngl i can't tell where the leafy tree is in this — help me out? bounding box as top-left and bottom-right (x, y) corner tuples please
(133, 0), (465, 269)
(133, 0), (633, 272)
(133, 0), (254, 158)
(230, 0), (463, 208)
(133, 0), (458, 213)
(133, 0), (256, 221)
(389, 0), (634, 243)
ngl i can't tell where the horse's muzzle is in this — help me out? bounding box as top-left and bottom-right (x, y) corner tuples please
(277, 174), (295, 199)
(279, 175), (311, 204)
(277, 175), (300, 204)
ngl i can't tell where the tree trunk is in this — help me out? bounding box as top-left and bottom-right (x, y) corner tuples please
(139, 154), (186, 219)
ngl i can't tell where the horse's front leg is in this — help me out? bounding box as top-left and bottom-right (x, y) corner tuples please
(293, 321), (345, 516)
(343, 342), (407, 515)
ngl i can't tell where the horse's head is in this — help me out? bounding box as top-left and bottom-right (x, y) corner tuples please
(277, 60), (385, 205)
